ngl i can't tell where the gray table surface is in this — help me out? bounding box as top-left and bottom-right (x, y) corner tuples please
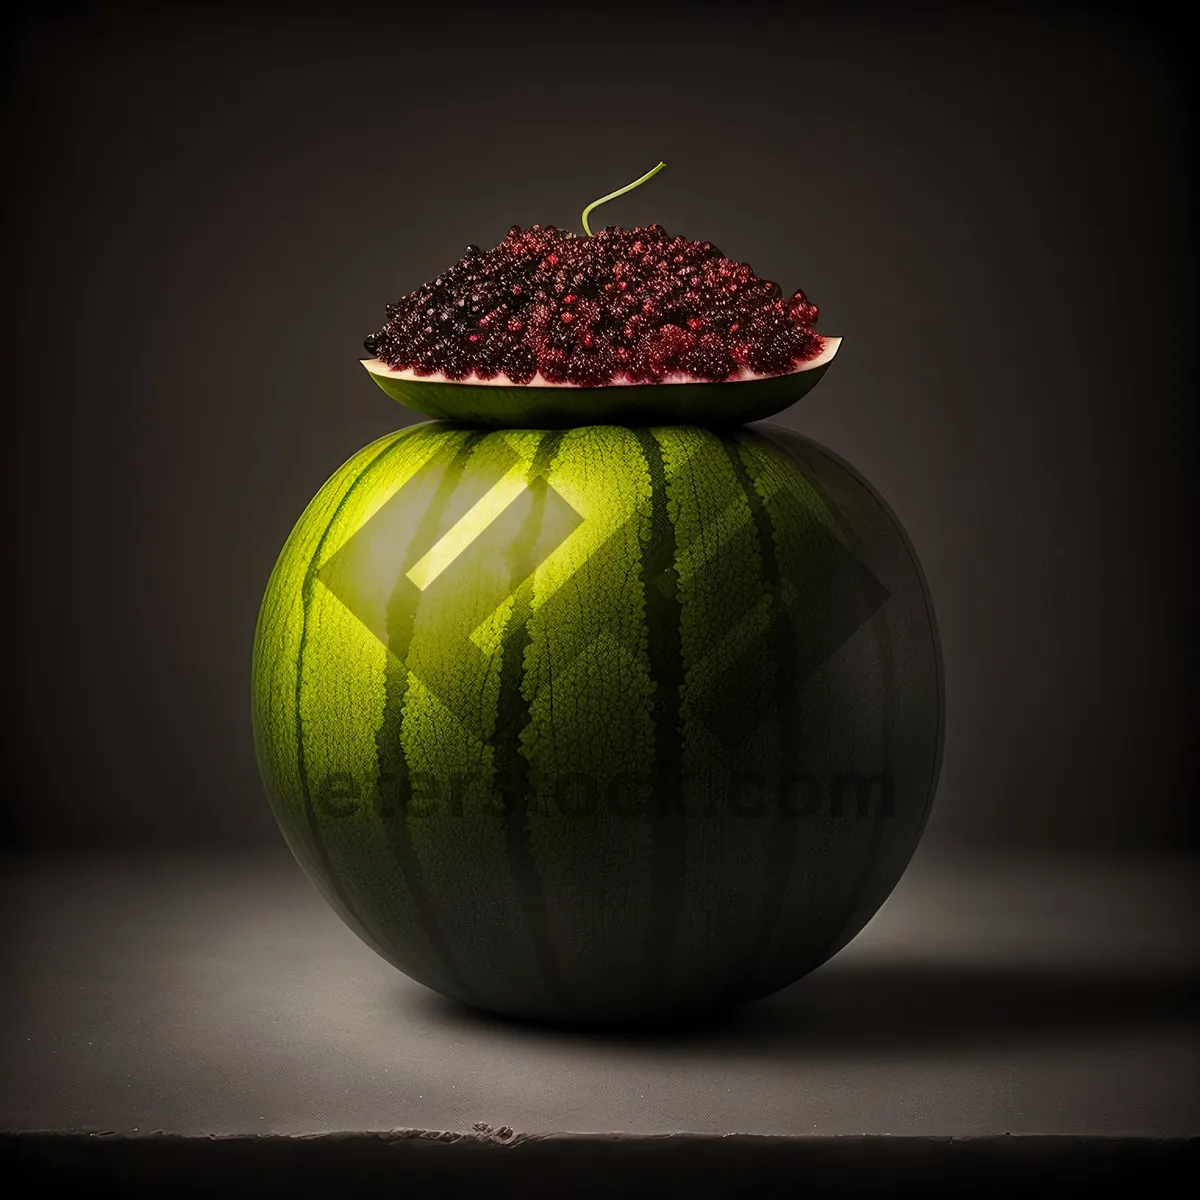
(3, 847), (1196, 1139)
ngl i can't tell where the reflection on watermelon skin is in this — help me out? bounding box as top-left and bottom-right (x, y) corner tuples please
(252, 421), (942, 1024)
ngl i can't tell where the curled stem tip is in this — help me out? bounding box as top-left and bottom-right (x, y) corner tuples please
(581, 161), (666, 236)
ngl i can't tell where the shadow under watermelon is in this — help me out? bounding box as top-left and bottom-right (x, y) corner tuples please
(404, 957), (1198, 1057)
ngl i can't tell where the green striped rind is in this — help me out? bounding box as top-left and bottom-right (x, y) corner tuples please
(755, 430), (944, 981)
(727, 429), (895, 1001)
(518, 427), (660, 1015)
(250, 429), (403, 947)
(252, 420), (942, 1022)
(365, 363), (832, 429)
(652, 427), (778, 1014)
(252, 425), (481, 990)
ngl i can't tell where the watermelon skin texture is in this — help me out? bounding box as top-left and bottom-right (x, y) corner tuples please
(252, 422), (942, 1023)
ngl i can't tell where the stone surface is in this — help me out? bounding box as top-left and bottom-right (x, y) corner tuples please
(2, 846), (1196, 1139)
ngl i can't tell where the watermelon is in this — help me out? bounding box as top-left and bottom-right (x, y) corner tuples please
(252, 420), (942, 1023)
(360, 336), (842, 428)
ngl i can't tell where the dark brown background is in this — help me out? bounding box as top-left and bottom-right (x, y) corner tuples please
(3, 0), (1194, 854)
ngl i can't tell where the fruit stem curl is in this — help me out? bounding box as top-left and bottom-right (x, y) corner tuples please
(581, 161), (666, 236)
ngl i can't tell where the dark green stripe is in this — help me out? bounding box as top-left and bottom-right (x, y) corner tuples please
(633, 428), (687, 1017)
(375, 432), (489, 1006)
(295, 434), (410, 966)
(720, 434), (805, 1003)
(493, 430), (573, 1015)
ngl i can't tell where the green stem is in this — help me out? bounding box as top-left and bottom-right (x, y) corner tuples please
(581, 161), (666, 236)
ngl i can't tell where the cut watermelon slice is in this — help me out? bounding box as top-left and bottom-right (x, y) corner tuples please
(362, 335), (841, 428)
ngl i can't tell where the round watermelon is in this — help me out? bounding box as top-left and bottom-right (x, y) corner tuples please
(252, 420), (942, 1023)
